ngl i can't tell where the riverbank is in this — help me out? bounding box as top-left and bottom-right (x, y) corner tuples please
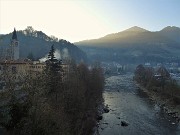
(136, 83), (180, 119)
(97, 75), (180, 134)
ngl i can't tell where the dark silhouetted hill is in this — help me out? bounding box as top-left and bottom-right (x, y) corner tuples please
(75, 26), (180, 63)
(0, 26), (87, 62)
(159, 26), (180, 43)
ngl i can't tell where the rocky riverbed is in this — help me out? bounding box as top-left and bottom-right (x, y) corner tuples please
(96, 74), (180, 135)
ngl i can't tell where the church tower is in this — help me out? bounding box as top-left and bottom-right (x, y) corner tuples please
(10, 28), (19, 60)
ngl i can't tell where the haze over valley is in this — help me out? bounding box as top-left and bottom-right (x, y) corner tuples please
(1, 0), (180, 135)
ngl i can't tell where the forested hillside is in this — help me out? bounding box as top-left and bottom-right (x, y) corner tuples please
(75, 26), (180, 63)
(0, 26), (87, 62)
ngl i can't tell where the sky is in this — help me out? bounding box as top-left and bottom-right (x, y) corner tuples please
(0, 0), (180, 42)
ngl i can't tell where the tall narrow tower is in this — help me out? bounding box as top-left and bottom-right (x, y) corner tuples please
(11, 28), (19, 60)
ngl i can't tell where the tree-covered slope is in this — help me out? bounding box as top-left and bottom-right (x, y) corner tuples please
(75, 26), (180, 63)
(0, 26), (87, 62)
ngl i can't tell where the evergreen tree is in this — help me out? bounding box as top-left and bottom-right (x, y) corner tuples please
(134, 64), (146, 84)
(46, 45), (62, 73)
(45, 45), (63, 94)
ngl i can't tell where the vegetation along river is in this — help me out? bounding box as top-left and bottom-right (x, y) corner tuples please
(97, 74), (180, 135)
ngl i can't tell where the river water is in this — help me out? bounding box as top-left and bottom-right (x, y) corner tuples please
(97, 74), (180, 135)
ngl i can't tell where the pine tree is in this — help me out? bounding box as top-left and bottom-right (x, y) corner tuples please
(45, 45), (63, 73)
(45, 45), (63, 94)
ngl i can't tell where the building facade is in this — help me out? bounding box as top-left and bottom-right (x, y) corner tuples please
(0, 28), (68, 91)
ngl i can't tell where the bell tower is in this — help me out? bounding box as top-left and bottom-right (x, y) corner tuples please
(11, 28), (19, 60)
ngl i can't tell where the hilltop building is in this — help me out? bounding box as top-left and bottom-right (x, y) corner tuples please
(0, 28), (19, 60)
(10, 28), (19, 60)
(0, 28), (68, 90)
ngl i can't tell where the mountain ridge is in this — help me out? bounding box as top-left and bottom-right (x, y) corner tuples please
(122, 26), (149, 32)
(75, 26), (180, 63)
(160, 26), (180, 32)
(75, 26), (180, 44)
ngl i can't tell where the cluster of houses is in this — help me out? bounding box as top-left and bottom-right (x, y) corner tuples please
(101, 61), (180, 84)
(144, 62), (180, 84)
(101, 62), (137, 75)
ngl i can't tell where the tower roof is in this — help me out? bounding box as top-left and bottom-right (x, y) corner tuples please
(12, 28), (18, 40)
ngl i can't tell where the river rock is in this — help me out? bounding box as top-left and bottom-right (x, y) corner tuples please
(117, 117), (121, 119)
(97, 115), (103, 120)
(103, 105), (110, 113)
(103, 108), (109, 113)
(121, 121), (129, 126)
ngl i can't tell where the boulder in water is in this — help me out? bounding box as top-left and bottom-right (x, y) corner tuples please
(103, 105), (110, 113)
(121, 121), (129, 126)
(117, 117), (121, 119)
(103, 108), (110, 113)
(97, 115), (103, 120)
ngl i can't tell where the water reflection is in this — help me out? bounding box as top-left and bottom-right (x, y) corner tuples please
(98, 75), (180, 135)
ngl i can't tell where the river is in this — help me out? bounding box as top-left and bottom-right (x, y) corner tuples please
(97, 74), (180, 135)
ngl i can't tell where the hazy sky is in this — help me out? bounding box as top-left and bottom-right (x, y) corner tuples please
(0, 0), (180, 42)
